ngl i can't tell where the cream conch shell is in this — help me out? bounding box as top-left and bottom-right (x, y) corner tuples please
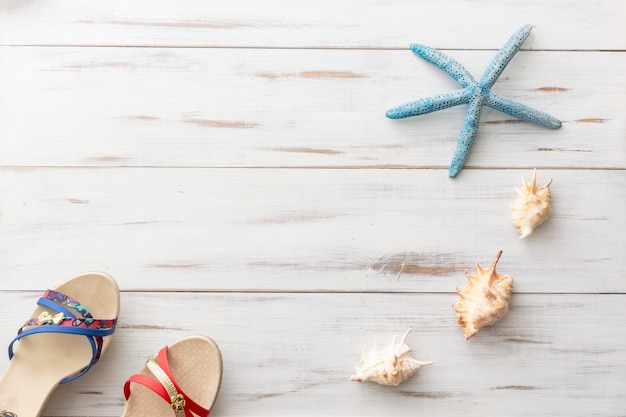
(350, 328), (433, 386)
(453, 250), (513, 340)
(512, 169), (553, 239)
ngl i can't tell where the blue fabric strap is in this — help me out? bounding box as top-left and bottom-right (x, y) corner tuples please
(37, 297), (77, 319)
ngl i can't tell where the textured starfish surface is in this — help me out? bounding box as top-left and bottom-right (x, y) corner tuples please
(386, 24), (562, 178)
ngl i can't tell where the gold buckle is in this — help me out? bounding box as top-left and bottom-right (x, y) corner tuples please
(171, 393), (186, 412)
(1, 410), (18, 417)
(38, 311), (64, 325)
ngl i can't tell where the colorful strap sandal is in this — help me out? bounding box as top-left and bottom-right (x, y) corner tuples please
(122, 335), (222, 417)
(0, 272), (120, 417)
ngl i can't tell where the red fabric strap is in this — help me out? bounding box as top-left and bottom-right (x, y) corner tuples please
(124, 374), (170, 403)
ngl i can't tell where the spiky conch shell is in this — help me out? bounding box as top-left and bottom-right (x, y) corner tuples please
(512, 169), (553, 239)
(453, 251), (513, 340)
(350, 328), (433, 386)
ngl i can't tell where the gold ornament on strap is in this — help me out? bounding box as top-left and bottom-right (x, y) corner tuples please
(38, 311), (64, 325)
(171, 393), (186, 412)
(145, 358), (186, 417)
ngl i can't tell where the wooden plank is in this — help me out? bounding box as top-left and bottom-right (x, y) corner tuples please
(0, 0), (624, 50)
(1, 168), (623, 293)
(0, 291), (622, 416)
(0, 47), (624, 169)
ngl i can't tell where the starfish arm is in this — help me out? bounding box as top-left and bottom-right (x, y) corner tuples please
(386, 88), (472, 119)
(449, 93), (486, 178)
(485, 91), (562, 128)
(479, 24), (532, 89)
(410, 44), (476, 87)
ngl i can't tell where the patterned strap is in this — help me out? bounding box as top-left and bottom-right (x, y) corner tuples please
(123, 346), (210, 417)
(7, 289), (117, 384)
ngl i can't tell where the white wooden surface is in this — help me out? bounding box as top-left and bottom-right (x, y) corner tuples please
(0, 1), (624, 416)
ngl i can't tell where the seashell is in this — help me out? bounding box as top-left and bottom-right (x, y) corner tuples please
(454, 250), (513, 340)
(350, 328), (433, 386)
(512, 169), (553, 239)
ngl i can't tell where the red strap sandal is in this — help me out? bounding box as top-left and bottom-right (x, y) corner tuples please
(122, 336), (223, 417)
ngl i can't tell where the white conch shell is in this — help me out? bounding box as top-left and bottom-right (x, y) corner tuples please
(350, 328), (433, 386)
(512, 169), (553, 239)
(453, 250), (513, 340)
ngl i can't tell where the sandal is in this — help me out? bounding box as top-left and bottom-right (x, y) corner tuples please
(0, 272), (120, 417)
(122, 335), (223, 417)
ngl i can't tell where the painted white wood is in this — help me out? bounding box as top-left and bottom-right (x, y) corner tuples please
(0, 0), (624, 50)
(0, 291), (623, 417)
(0, 47), (623, 169)
(0, 168), (623, 294)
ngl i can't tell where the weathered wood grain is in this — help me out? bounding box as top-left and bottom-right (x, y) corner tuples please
(0, 47), (623, 169)
(0, 291), (622, 417)
(0, 168), (623, 293)
(0, 0), (624, 50)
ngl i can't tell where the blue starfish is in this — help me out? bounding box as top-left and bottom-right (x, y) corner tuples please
(386, 24), (562, 178)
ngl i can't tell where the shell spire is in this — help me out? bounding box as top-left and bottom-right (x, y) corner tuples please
(453, 251), (513, 340)
(350, 328), (433, 386)
(512, 169), (553, 239)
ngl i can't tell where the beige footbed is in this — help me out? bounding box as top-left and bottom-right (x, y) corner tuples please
(121, 335), (223, 417)
(0, 272), (120, 417)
